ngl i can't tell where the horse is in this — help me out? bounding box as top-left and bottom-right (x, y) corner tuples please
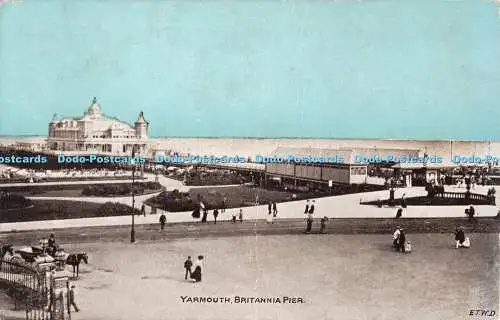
(66, 252), (88, 278)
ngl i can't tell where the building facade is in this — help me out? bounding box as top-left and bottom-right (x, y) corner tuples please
(47, 97), (149, 155)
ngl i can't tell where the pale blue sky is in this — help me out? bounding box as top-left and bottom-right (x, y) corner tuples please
(1, 0), (499, 139)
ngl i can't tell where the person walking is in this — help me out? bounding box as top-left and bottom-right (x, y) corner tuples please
(266, 208), (274, 224)
(184, 256), (193, 280)
(159, 214), (166, 231)
(221, 197), (227, 213)
(320, 216), (328, 234)
(141, 204), (146, 217)
(305, 213), (313, 234)
(395, 207), (403, 219)
(272, 202), (278, 217)
(467, 205), (475, 222)
(239, 208), (243, 222)
(232, 210), (237, 223)
(213, 209), (219, 224)
(69, 285), (80, 312)
(393, 226), (401, 249)
(309, 200), (315, 214)
(202, 208), (208, 223)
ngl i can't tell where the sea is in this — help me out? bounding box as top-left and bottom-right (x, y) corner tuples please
(2, 136), (499, 163)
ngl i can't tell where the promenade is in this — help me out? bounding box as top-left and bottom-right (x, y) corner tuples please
(0, 173), (498, 232)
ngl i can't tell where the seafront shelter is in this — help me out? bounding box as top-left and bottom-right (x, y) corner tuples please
(263, 147), (365, 188)
(263, 147), (423, 189)
(392, 162), (457, 186)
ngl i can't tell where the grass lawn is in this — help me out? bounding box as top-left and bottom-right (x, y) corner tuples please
(189, 185), (312, 206)
(145, 186), (330, 212)
(0, 183), (161, 198)
(15, 233), (496, 320)
(0, 200), (138, 223)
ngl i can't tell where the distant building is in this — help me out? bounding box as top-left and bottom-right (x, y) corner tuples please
(47, 97), (149, 155)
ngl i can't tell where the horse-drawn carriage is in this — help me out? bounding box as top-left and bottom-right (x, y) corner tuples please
(2, 238), (88, 278)
(12, 240), (59, 272)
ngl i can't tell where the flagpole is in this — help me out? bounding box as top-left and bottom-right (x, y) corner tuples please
(131, 145), (136, 243)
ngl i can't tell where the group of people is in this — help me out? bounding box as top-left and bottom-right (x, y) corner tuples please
(199, 206), (243, 224)
(392, 225), (471, 253)
(303, 200), (328, 234)
(392, 226), (411, 253)
(183, 255), (204, 282)
(454, 226), (470, 248)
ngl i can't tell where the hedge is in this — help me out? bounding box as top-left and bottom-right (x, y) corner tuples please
(81, 182), (162, 196)
(0, 192), (32, 210)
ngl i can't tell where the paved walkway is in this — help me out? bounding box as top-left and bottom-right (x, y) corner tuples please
(0, 182), (498, 232)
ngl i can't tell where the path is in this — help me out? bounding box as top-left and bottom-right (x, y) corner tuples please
(0, 217), (498, 246)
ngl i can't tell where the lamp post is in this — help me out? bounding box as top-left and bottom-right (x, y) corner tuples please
(130, 145), (136, 243)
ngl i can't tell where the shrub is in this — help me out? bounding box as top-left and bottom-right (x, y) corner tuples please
(97, 202), (141, 217)
(146, 190), (196, 212)
(81, 182), (161, 197)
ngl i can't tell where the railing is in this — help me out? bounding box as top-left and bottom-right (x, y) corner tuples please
(437, 192), (492, 201)
(433, 191), (496, 205)
(0, 259), (46, 291)
(0, 259), (51, 319)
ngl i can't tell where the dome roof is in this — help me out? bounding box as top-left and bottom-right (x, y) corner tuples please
(87, 97), (102, 115)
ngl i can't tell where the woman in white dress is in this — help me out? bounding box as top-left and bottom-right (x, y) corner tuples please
(266, 209), (273, 224)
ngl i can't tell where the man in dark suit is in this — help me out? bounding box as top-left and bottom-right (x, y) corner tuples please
(69, 285), (80, 312)
(159, 214), (166, 231)
(467, 205), (475, 222)
(184, 256), (193, 280)
(213, 209), (219, 224)
(399, 229), (406, 253)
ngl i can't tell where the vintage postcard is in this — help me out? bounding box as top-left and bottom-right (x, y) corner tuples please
(0, 1), (498, 320)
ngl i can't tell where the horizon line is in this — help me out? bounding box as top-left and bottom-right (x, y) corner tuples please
(0, 134), (498, 143)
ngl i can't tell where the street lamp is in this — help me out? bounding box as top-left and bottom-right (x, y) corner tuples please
(130, 145), (137, 243)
